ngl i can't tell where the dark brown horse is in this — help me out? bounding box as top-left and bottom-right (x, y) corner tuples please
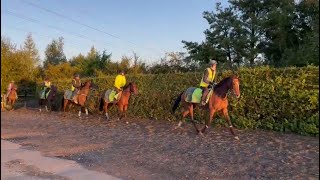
(39, 85), (58, 112)
(172, 75), (241, 139)
(6, 85), (18, 110)
(99, 82), (138, 120)
(62, 80), (96, 117)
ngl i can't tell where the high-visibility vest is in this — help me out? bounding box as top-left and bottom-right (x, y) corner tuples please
(199, 68), (215, 88)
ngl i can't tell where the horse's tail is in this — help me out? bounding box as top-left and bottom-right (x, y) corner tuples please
(172, 92), (183, 114)
(99, 96), (104, 111)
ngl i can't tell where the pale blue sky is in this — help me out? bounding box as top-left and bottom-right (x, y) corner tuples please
(1, 0), (228, 64)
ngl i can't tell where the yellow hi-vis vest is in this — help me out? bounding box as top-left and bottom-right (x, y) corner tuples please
(199, 68), (215, 88)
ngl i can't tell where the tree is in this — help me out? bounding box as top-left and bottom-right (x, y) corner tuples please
(130, 52), (147, 74)
(23, 33), (40, 65)
(43, 37), (66, 68)
(183, 3), (242, 66)
(284, 0), (319, 66)
(229, 0), (267, 66)
(1, 36), (38, 92)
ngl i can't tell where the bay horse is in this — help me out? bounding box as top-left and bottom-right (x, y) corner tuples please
(39, 85), (58, 112)
(99, 82), (138, 120)
(6, 85), (18, 110)
(62, 80), (97, 117)
(172, 75), (241, 140)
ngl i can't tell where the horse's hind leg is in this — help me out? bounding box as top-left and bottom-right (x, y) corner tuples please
(176, 107), (190, 128)
(201, 109), (216, 134)
(103, 102), (110, 120)
(63, 100), (68, 112)
(189, 104), (200, 133)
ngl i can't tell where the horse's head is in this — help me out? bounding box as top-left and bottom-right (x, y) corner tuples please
(129, 82), (138, 95)
(230, 75), (240, 98)
(82, 80), (91, 87)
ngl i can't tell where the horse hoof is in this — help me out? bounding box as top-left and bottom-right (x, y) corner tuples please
(198, 131), (204, 136)
(234, 136), (240, 140)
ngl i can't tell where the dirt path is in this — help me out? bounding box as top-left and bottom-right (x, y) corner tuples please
(1, 108), (319, 179)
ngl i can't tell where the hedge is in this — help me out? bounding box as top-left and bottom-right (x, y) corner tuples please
(38, 66), (318, 136)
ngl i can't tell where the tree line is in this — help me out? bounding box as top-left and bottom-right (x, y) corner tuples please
(1, 0), (318, 92)
(182, 0), (319, 67)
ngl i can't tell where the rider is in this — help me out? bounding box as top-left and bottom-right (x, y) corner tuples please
(6, 80), (17, 98)
(114, 70), (126, 101)
(199, 59), (217, 106)
(71, 73), (82, 104)
(41, 77), (51, 98)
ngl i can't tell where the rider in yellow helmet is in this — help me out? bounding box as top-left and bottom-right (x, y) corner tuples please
(114, 70), (126, 101)
(199, 59), (217, 106)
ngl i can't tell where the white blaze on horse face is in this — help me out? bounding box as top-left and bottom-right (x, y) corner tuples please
(233, 79), (241, 98)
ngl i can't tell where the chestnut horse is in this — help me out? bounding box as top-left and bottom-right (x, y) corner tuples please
(172, 75), (241, 139)
(99, 82), (138, 120)
(62, 80), (96, 117)
(6, 85), (18, 110)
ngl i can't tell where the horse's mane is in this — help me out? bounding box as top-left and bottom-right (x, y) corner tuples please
(214, 76), (234, 98)
(123, 82), (133, 90)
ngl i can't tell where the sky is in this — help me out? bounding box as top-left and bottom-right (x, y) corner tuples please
(1, 0), (228, 64)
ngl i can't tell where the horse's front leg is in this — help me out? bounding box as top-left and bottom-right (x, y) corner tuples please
(45, 100), (49, 112)
(11, 100), (16, 110)
(222, 108), (239, 140)
(78, 106), (82, 117)
(117, 104), (124, 120)
(123, 105), (128, 119)
(85, 107), (89, 116)
(201, 108), (216, 134)
(39, 99), (42, 112)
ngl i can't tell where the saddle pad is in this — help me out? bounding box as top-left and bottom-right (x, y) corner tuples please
(39, 89), (51, 99)
(185, 87), (203, 103)
(104, 89), (122, 103)
(64, 90), (73, 100)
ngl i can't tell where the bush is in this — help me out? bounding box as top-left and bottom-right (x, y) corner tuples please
(41, 66), (319, 136)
